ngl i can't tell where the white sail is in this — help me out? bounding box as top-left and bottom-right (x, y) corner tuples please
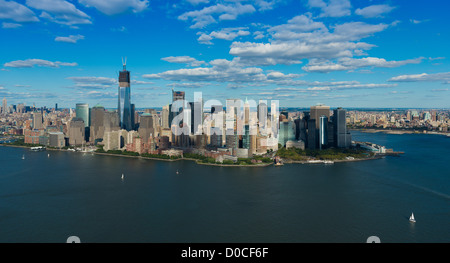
(409, 213), (416, 222)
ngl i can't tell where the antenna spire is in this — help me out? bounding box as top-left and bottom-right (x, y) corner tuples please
(122, 57), (127, 71)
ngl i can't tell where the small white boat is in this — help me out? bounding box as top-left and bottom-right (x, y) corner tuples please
(176, 170), (179, 175)
(409, 213), (416, 223)
(48, 154), (50, 158)
(22, 154), (25, 160)
(121, 174), (124, 180)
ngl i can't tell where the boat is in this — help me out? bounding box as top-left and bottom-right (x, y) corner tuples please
(48, 154), (50, 158)
(30, 146), (45, 151)
(176, 170), (179, 174)
(121, 174), (124, 180)
(274, 156), (284, 166)
(306, 160), (322, 164)
(409, 213), (416, 223)
(22, 154), (25, 160)
(324, 160), (334, 164)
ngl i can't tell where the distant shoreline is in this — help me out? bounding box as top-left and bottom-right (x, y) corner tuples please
(350, 128), (449, 136)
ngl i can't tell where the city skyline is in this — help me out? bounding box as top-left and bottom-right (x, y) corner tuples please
(0, 0), (449, 108)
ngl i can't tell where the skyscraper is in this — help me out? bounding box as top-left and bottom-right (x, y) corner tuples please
(2, 98), (7, 114)
(172, 89), (185, 102)
(32, 112), (43, 130)
(139, 113), (154, 143)
(310, 104), (330, 129)
(90, 105), (105, 143)
(189, 98), (203, 135)
(162, 104), (170, 129)
(75, 103), (89, 128)
(319, 115), (328, 150)
(333, 107), (351, 148)
(104, 111), (120, 133)
(69, 118), (85, 146)
(118, 60), (132, 131)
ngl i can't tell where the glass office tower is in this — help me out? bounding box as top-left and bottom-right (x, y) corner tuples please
(75, 103), (89, 128)
(118, 61), (132, 131)
(319, 115), (328, 150)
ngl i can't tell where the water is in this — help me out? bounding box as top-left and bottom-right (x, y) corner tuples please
(0, 131), (449, 243)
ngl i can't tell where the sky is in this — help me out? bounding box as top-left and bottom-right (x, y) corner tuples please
(0, 0), (449, 109)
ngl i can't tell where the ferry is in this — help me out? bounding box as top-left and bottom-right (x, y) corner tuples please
(30, 146), (45, 151)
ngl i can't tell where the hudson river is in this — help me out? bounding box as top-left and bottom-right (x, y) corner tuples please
(1, 131), (449, 242)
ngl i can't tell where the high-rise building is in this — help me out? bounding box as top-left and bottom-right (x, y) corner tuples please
(172, 89), (185, 102)
(90, 105), (105, 143)
(333, 107), (351, 148)
(319, 115), (328, 150)
(2, 98), (7, 114)
(131, 104), (136, 130)
(75, 103), (90, 128)
(69, 118), (85, 146)
(139, 113), (154, 143)
(32, 112), (43, 130)
(162, 104), (170, 129)
(307, 118), (317, 150)
(278, 120), (296, 147)
(104, 111), (120, 133)
(189, 98), (203, 135)
(310, 104), (330, 129)
(118, 60), (132, 131)
(257, 101), (268, 125)
(49, 132), (65, 148)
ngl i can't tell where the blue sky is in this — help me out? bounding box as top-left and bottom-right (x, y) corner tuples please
(0, 0), (449, 109)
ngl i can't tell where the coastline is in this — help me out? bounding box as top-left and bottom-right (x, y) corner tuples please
(350, 128), (449, 136)
(282, 155), (383, 164)
(2, 143), (384, 167)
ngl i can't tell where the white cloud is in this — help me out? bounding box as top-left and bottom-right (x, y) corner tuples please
(229, 40), (373, 65)
(229, 15), (391, 66)
(178, 3), (256, 28)
(55, 34), (85, 43)
(161, 56), (206, 67)
(26, 0), (92, 26)
(78, 0), (149, 15)
(307, 0), (351, 18)
(111, 26), (127, 32)
(410, 19), (430, 24)
(186, 0), (209, 5)
(355, 4), (395, 18)
(2, 22), (23, 29)
(303, 57), (424, 73)
(143, 58), (266, 83)
(198, 27), (250, 44)
(0, 0), (39, 23)
(68, 76), (116, 85)
(388, 72), (450, 83)
(4, 59), (78, 68)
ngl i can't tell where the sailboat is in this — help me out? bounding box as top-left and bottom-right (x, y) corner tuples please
(176, 170), (179, 175)
(121, 174), (124, 180)
(409, 213), (416, 223)
(22, 154), (25, 160)
(48, 154), (50, 158)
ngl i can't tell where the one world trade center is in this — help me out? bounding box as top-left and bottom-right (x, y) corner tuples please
(118, 59), (132, 131)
